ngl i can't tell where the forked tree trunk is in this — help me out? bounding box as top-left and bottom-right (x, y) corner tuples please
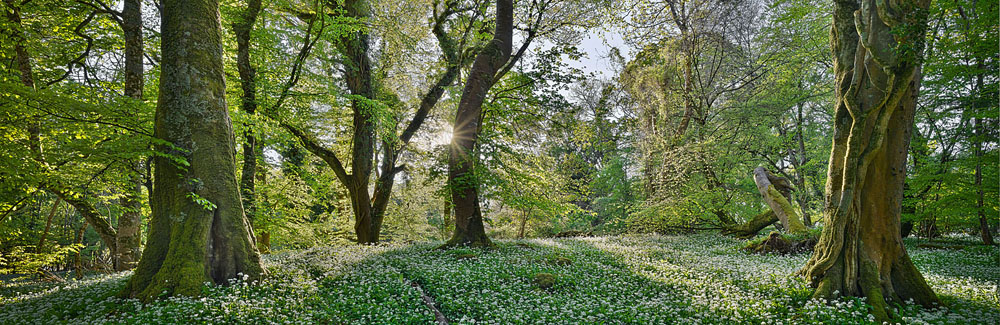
(124, 0), (263, 301)
(278, 1), (469, 245)
(442, 0), (513, 248)
(116, 0), (145, 271)
(753, 167), (807, 234)
(517, 208), (531, 239)
(800, 0), (938, 321)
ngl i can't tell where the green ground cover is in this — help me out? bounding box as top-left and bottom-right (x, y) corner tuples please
(1, 233), (996, 324)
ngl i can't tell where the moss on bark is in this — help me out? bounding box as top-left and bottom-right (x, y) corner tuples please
(800, 0), (938, 320)
(123, 0), (263, 302)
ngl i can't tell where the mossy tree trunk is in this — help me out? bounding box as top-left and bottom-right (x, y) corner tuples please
(124, 0), (263, 301)
(800, 0), (938, 321)
(443, 0), (513, 248)
(753, 167), (807, 234)
(722, 210), (778, 238)
(116, 0), (145, 271)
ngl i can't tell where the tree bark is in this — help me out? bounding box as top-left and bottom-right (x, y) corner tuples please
(722, 210), (778, 238)
(124, 0), (263, 301)
(37, 198), (62, 251)
(972, 60), (994, 246)
(116, 0), (145, 272)
(235, 0), (262, 234)
(800, 0), (938, 321)
(753, 167), (807, 234)
(443, 0), (513, 248)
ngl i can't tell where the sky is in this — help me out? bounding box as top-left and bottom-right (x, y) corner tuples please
(564, 28), (630, 79)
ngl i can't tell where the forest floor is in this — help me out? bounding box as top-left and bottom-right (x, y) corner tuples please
(0, 233), (997, 324)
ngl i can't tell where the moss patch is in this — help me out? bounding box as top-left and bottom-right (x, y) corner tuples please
(532, 273), (556, 290)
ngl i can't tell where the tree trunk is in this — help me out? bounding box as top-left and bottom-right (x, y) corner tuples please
(793, 101), (814, 227)
(367, 6), (466, 243)
(124, 0), (263, 301)
(753, 167), (807, 234)
(518, 208), (531, 239)
(800, 0), (938, 321)
(442, 0), (513, 248)
(442, 198), (452, 239)
(722, 210), (778, 238)
(326, 0), (379, 244)
(235, 0), (262, 231)
(74, 222), (87, 280)
(116, 0), (145, 272)
(37, 198), (62, 251)
(972, 60), (994, 246)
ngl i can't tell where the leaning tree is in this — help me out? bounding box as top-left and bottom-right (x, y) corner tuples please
(123, 0), (264, 301)
(799, 0), (938, 321)
(444, 0), (513, 247)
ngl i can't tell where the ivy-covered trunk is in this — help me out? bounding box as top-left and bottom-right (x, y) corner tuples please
(124, 0), (263, 301)
(443, 0), (513, 248)
(799, 0), (938, 321)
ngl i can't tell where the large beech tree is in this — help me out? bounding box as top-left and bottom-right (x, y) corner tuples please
(799, 0), (938, 321)
(124, 0), (263, 301)
(443, 0), (513, 247)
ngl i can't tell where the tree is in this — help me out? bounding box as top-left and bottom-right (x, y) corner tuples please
(752, 166), (807, 234)
(124, 0), (263, 301)
(2, 0), (124, 268)
(234, 0), (263, 248)
(277, 0), (473, 244)
(443, 0), (513, 247)
(799, 0), (939, 321)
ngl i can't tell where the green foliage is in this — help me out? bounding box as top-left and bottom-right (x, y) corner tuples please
(0, 243), (82, 275)
(903, 0), (999, 237)
(3, 234), (997, 323)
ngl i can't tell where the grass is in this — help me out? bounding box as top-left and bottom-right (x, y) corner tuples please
(0, 233), (997, 324)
